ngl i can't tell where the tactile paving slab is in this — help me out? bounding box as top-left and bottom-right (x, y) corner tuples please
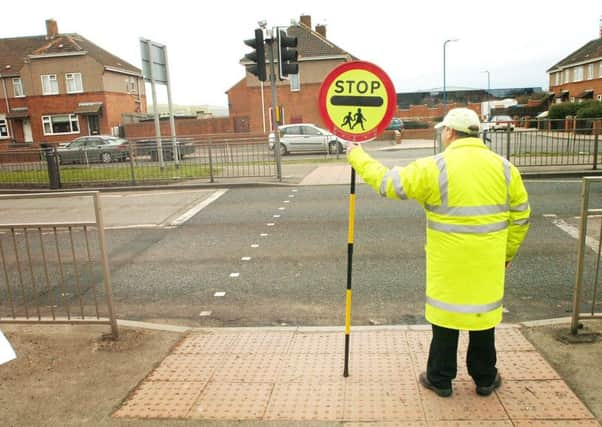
(344, 381), (424, 421)
(190, 382), (273, 420)
(497, 380), (596, 420)
(113, 327), (599, 423)
(114, 381), (204, 419)
(265, 382), (345, 420)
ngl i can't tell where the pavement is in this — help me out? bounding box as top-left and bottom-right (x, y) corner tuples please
(112, 322), (600, 424)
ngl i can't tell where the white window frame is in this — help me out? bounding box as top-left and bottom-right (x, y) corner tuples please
(41, 74), (59, 95)
(41, 114), (80, 136)
(573, 66), (583, 82)
(65, 72), (83, 94)
(0, 115), (9, 139)
(12, 78), (25, 97)
(587, 63), (594, 80)
(127, 76), (137, 93)
(289, 73), (300, 92)
(553, 72), (560, 86)
(563, 69), (570, 84)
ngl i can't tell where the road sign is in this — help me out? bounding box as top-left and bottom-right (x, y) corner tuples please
(318, 61), (396, 142)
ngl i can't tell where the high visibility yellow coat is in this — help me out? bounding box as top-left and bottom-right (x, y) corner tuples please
(348, 137), (530, 330)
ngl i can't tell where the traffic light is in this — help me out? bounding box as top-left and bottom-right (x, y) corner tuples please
(277, 30), (298, 80)
(244, 29), (266, 81)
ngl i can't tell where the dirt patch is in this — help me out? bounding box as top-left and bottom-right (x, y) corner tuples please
(0, 324), (183, 427)
(521, 319), (602, 421)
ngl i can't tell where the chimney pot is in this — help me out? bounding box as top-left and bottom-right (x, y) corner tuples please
(300, 15), (311, 28)
(45, 19), (58, 39)
(315, 24), (327, 38)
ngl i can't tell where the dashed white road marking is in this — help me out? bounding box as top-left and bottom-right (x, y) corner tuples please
(251, 244), (259, 248)
(551, 217), (600, 253)
(241, 257), (252, 261)
(273, 214), (281, 218)
(267, 223), (275, 226)
(229, 272), (240, 278)
(283, 200), (290, 203)
(199, 311), (212, 316)
(260, 233), (268, 237)
(278, 207), (286, 210)
(543, 214), (557, 218)
(292, 189), (298, 192)
(214, 292), (226, 297)
(170, 189), (228, 226)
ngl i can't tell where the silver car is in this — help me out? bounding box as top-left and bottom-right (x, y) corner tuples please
(57, 135), (129, 164)
(269, 124), (344, 155)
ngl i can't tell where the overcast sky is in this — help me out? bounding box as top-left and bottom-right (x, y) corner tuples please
(3, 1), (601, 107)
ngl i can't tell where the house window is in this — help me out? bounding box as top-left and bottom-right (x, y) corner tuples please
(587, 63), (594, 80)
(573, 66), (583, 82)
(65, 73), (83, 93)
(598, 95), (602, 102)
(42, 114), (80, 135)
(570, 97), (575, 103)
(290, 73), (300, 92)
(0, 115), (9, 138)
(12, 78), (24, 97)
(41, 74), (59, 95)
(554, 72), (560, 86)
(127, 76), (137, 93)
(563, 69), (570, 84)
(600, 61), (602, 78)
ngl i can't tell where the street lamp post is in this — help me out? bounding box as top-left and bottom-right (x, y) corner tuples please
(443, 38), (459, 115)
(482, 70), (490, 120)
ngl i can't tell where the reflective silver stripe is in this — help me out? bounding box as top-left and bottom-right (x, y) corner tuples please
(510, 202), (529, 212)
(428, 219), (508, 234)
(379, 168), (408, 199)
(434, 154), (448, 206)
(502, 158), (511, 205)
(425, 204), (508, 216)
(427, 296), (503, 314)
(512, 219), (529, 226)
(502, 158), (511, 187)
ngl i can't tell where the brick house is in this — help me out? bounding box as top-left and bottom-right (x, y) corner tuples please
(0, 19), (146, 149)
(547, 22), (602, 103)
(227, 15), (355, 134)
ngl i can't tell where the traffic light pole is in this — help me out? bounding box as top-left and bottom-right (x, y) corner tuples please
(266, 38), (282, 181)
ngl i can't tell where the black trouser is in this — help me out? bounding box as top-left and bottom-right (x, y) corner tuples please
(426, 324), (497, 389)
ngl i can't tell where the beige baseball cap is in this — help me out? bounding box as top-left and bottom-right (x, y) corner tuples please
(435, 108), (481, 134)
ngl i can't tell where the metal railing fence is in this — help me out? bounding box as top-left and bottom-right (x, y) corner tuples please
(0, 134), (276, 188)
(0, 192), (118, 338)
(571, 177), (602, 335)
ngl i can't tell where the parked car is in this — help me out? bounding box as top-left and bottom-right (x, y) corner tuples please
(57, 135), (129, 164)
(385, 117), (404, 131)
(402, 119), (430, 129)
(268, 124), (344, 155)
(485, 115), (515, 131)
(135, 139), (195, 161)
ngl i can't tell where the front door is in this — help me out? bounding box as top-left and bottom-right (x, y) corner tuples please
(87, 115), (100, 135)
(23, 119), (33, 143)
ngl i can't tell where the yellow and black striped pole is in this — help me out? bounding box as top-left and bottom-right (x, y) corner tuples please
(344, 167), (356, 377)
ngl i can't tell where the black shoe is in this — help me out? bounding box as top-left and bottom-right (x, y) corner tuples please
(419, 372), (452, 397)
(476, 373), (502, 396)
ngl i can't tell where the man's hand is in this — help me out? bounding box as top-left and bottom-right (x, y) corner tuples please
(346, 140), (361, 154)
(505, 261), (512, 268)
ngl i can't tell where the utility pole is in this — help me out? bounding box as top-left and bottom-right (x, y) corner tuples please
(266, 34), (282, 181)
